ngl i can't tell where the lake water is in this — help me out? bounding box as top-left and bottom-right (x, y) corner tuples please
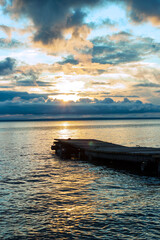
(0, 119), (160, 239)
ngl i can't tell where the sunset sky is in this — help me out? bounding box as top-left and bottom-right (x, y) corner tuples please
(0, 0), (160, 120)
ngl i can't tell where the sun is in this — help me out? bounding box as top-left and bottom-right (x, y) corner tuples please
(49, 80), (84, 102)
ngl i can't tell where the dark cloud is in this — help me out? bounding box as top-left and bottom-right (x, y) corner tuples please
(77, 98), (93, 103)
(122, 0), (160, 24)
(0, 96), (159, 119)
(91, 36), (160, 64)
(15, 80), (37, 87)
(0, 90), (48, 102)
(93, 49), (140, 64)
(95, 97), (114, 103)
(66, 9), (87, 28)
(89, 18), (116, 29)
(108, 0), (160, 24)
(14, 69), (40, 87)
(58, 56), (79, 65)
(135, 83), (160, 88)
(14, 67), (56, 87)
(0, 57), (16, 75)
(92, 45), (140, 64)
(104, 98), (115, 103)
(16, 80), (53, 87)
(1, 0), (160, 50)
(2, 0), (102, 44)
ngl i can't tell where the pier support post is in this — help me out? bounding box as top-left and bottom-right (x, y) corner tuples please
(140, 161), (148, 173)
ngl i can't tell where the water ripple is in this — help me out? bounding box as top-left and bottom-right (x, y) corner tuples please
(1, 120), (160, 239)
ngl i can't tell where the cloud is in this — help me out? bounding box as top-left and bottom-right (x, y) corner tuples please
(109, 31), (132, 42)
(13, 67), (48, 87)
(32, 25), (93, 62)
(0, 1), (98, 61)
(1, 0), (160, 62)
(0, 96), (159, 120)
(0, 38), (23, 48)
(2, 0), (159, 63)
(2, 0), (160, 40)
(92, 35), (160, 64)
(122, 0), (160, 25)
(89, 17), (116, 29)
(16, 80), (53, 87)
(92, 43), (140, 65)
(2, 0), (101, 43)
(44, 60), (110, 76)
(0, 24), (14, 38)
(3, 0), (160, 37)
(135, 83), (160, 88)
(58, 56), (79, 65)
(0, 57), (17, 76)
(0, 90), (48, 102)
(20, 69), (39, 86)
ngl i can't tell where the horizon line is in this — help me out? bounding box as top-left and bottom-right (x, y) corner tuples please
(1, 117), (160, 122)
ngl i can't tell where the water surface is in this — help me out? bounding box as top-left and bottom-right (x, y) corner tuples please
(0, 119), (160, 239)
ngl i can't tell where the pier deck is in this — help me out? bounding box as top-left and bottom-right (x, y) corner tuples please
(51, 139), (160, 176)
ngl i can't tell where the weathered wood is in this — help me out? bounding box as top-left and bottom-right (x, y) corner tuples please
(51, 139), (160, 176)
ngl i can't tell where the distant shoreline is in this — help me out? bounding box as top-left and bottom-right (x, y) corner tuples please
(1, 117), (160, 122)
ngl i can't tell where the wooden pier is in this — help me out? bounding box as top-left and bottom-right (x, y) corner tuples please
(51, 139), (160, 176)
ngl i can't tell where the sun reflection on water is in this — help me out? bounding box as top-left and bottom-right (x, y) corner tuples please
(58, 125), (70, 139)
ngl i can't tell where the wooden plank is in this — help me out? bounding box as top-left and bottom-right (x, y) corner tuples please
(52, 139), (160, 176)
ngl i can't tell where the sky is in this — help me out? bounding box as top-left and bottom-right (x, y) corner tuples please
(0, 0), (160, 120)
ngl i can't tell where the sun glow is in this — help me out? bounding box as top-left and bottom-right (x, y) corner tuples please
(56, 80), (84, 93)
(49, 94), (80, 102)
(49, 80), (84, 102)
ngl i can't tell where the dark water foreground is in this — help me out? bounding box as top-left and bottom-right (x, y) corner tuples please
(0, 120), (160, 239)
